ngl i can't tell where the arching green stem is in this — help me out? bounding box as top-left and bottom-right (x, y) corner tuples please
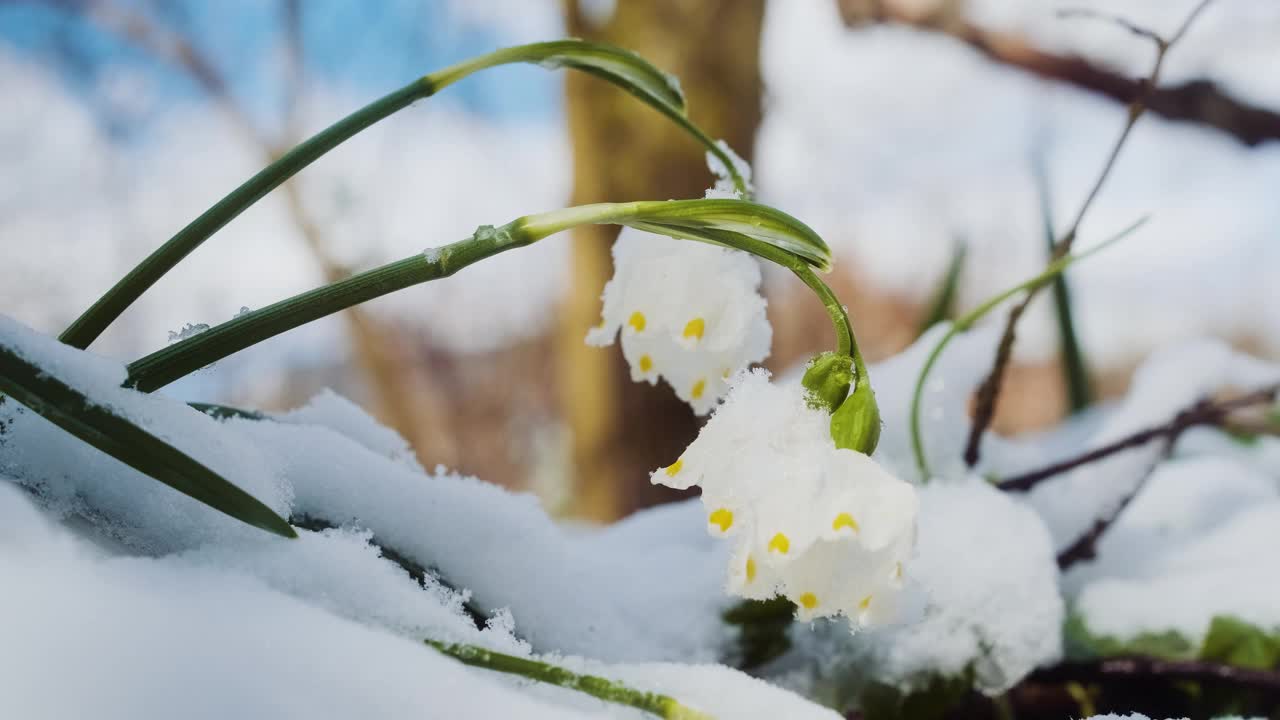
(909, 217), (1148, 480)
(61, 40), (746, 351)
(125, 200), (833, 392)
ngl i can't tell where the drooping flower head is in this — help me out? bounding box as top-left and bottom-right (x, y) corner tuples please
(653, 369), (917, 627)
(586, 227), (771, 415)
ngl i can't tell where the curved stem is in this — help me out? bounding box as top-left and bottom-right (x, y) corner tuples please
(62, 41), (748, 351)
(909, 217), (1147, 479)
(60, 80), (431, 350)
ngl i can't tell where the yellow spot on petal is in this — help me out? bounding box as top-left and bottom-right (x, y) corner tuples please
(709, 508), (733, 533)
(721, 368), (731, 379)
(745, 556), (756, 582)
(894, 562), (903, 580)
(638, 354), (654, 373)
(628, 311), (647, 332)
(768, 533), (790, 555)
(832, 513), (860, 533)
(799, 592), (819, 610)
(858, 595), (873, 612)
(691, 379), (707, 399)
(682, 317), (705, 340)
(663, 458), (684, 477)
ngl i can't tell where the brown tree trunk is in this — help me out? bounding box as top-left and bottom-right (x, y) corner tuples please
(558, 0), (765, 521)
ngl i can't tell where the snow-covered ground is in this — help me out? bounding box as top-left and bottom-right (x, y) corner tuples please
(4, 306), (1278, 716)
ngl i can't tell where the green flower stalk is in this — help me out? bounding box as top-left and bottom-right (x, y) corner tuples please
(125, 199), (837, 392)
(60, 40), (747, 351)
(426, 641), (711, 719)
(909, 216), (1148, 480)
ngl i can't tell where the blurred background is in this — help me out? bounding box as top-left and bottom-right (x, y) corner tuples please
(3, 0), (1278, 522)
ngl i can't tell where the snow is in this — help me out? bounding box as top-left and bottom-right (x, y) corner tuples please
(784, 479), (1062, 696)
(1069, 454), (1280, 646)
(1018, 338), (1280, 550)
(860, 479), (1064, 693)
(0, 313), (858, 717)
(757, 0), (1280, 365)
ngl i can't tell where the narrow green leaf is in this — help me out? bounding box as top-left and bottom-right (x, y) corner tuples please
(1035, 159), (1093, 412)
(1199, 615), (1280, 670)
(430, 40), (746, 195)
(0, 344), (295, 538)
(917, 238), (966, 337)
(63, 39), (745, 352)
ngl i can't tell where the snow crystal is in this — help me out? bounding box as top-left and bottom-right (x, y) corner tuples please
(706, 139), (754, 199)
(167, 321), (210, 343)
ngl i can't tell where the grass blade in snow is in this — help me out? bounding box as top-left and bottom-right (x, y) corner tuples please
(917, 239), (967, 337)
(0, 343), (295, 538)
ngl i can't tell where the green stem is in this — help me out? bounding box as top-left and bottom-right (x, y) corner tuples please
(125, 199), (838, 391)
(126, 226), (528, 392)
(59, 80), (430, 350)
(425, 641), (710, 719)
(62, 41), (747, 351)
(909, 217), (1148, 480)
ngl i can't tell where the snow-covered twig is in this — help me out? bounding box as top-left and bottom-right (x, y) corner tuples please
(961, 1), (1214, 468)
(997, 383), (1280, 493)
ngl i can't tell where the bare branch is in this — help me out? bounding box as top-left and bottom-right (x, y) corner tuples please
(961, 1), (1214, 467)
(988, 382), (1279, 570)
(997, 383), (1280, 492)
(838, 1), (1280, 146)
(1029, 656), (1280, 697)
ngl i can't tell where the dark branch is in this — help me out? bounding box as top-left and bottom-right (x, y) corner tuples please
(959, 2), (1212, 467)
(998, 383), (1280, 493)
(1029, 656), (1280, 697)
(836, 0), (1280, 147)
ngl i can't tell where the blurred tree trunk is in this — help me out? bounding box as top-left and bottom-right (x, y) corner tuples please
(559, 0), (765, 521)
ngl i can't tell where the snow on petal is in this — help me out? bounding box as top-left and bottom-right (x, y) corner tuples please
(586, 227), (771, 415)
(651, 369), (918, 630)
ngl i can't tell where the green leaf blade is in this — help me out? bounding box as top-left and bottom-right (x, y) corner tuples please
(0, 344), (295, 538)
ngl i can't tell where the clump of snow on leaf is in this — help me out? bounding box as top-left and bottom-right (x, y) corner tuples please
(654, 369), (917, 628)
(586, 227), (771, 415)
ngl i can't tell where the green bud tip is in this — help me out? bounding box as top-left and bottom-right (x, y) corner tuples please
(830, 376), (882, 455)
(801, 352), (853, 413)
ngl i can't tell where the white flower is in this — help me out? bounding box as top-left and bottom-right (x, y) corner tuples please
(586, 227), (771, 415)
(652, 369), (918, 627)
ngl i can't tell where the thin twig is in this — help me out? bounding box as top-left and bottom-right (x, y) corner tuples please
(838, 1), (1280, 146)
(1054, 437), (1171, 570)
(997, 383), (1280, 492)
(1029, 656), (1280, 697)
(961, 1), (1213, 467)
